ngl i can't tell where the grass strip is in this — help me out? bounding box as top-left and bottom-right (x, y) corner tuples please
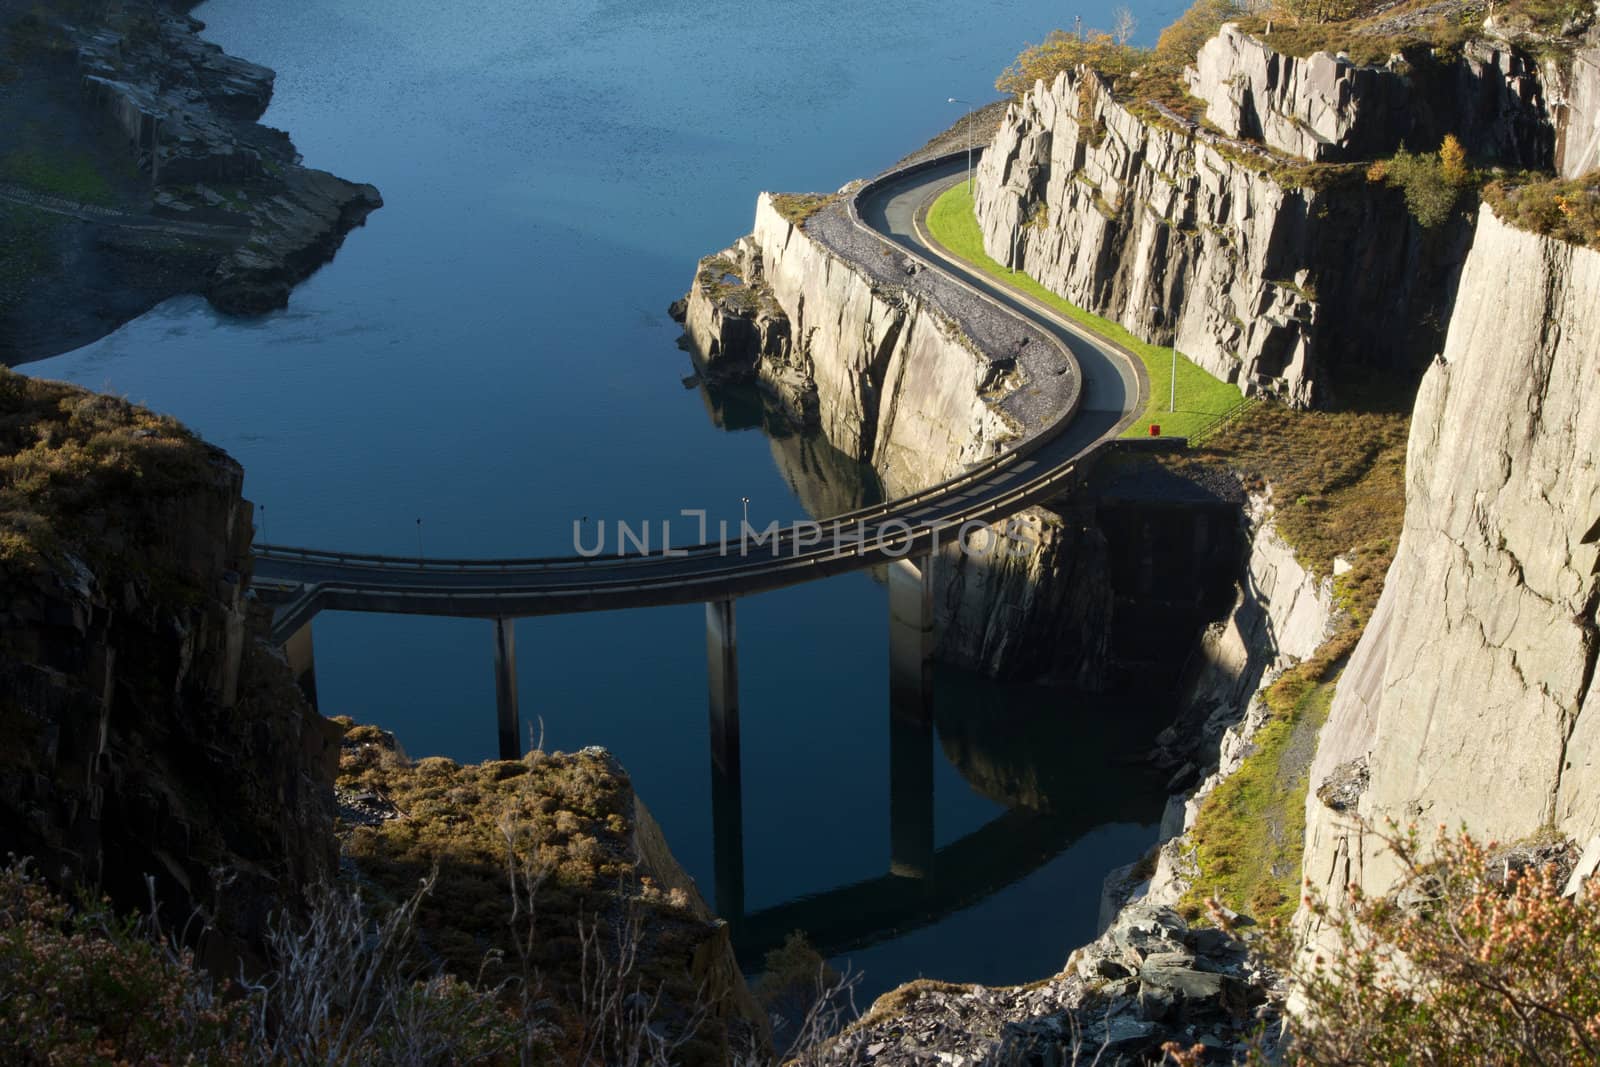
(924, 183), (1241, 438)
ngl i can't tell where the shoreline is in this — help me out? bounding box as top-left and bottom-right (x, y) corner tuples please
(0, 0), (381, 365)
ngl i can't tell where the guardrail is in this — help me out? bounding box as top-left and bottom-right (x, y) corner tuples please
(257, 148), (1104, 578)
(1186, 394), (1258, 448)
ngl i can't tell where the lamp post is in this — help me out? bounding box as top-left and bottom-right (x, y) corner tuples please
(948, 97), (974, 194)
(740, 496), (750, 528)
(416, 517), (423, 564)
(1152, 304), (1175, 413)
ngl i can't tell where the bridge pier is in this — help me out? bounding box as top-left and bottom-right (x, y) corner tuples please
(888, 556), (935, 878)
(706, 598), (744, 920)
(492, 617), (521, 761)
(888, 556), (934, 716)
(284, 620), (319, 711)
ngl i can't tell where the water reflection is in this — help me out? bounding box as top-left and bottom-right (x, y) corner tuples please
(715, 665), (1168, 970)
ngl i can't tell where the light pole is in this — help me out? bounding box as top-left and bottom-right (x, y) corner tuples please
(416, 517), (423, 564)
(1153, 304), (1175, 413)
(740, 496), (750, 528)
(948, 97), (974, 194)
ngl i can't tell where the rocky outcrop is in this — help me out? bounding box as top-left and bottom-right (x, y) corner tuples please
(1298, 206), (1600, 947)
(1189, 25), (1551, 165)
(974, 66), (1475, 407)
(1547, 42), (1600, 177)
(0, 373), (339, 965)
(1139, 501), (1341, 899)
(0, 1), (381, 363)
(74, 4), (383, 315)
(682, 194), (1028, 497)
(823, 902), (1275, 1065)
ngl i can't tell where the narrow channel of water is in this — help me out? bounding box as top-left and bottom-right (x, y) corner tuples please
(28, 0), (1183, 1002)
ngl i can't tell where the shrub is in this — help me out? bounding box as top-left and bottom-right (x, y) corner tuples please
(995, 30), (1149, 97)
(1483, 172), (1600, 251)
(1278, 825), (1600, 1064)
(0, 861), (250, 1065)
(1366, 136), (1476, 228)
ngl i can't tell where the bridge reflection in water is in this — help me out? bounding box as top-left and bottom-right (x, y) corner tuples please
(707, 577), (1167, 970)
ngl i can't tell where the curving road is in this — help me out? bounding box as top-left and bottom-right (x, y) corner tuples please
(252, 154), (1148, 644)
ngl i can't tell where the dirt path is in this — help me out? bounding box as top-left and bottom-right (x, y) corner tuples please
(0, 182), (248, 241)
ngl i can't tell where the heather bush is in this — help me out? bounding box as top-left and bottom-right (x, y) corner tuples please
(1279, 824), (1600, 1065)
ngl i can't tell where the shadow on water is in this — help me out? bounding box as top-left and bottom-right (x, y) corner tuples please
(719, 666), (1170, 973)
(689, 372), (1178, 988)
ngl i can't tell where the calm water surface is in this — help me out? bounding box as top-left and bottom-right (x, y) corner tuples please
(31, 0), (1183, 1000)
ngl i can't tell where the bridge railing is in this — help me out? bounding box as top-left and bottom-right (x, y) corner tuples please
(256, 150), (1136, 589)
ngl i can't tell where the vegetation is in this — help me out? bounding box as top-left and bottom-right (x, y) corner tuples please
(1267, 826), (1600, 1064)
(0, 144), (119, 205)
(1172, 388), (1410, 924)
(770, 192), (838, 227)
(923, 182), (1243, 439)
(0, 366), (217, 575)
(1367, 135), (1478, 228)
(1484, 171), (1600, 251)
(1180, 676), (1337, 924)
(996, 30), (1148, 97)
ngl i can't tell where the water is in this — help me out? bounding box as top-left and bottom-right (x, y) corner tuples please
(28, 0), (1182, 1002)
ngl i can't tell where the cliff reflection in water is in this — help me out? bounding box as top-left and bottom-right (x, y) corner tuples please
(693, 376), (885, 519)
(721, 667), (1169, 969)
(696, 375), (1172, 977)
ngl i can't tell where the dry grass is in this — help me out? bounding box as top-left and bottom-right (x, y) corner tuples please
(769, 193), (838, 228)
(1200, 395), (1410, 626)
(1483, 171), (1600, 251)
(0, 367), (220, 577)
(332, 725), (737, 1065)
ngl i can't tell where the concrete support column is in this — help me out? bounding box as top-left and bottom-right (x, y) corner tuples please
(284, 620), (318, 711)
(888, 556), (934, 717)
(706, 599), (744, 921)
(888, 556), (934, 877)
(493, 617), (521, 761)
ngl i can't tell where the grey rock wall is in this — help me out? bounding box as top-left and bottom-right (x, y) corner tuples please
(1298, 206), (1600, 949)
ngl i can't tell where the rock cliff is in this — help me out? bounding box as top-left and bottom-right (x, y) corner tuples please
(682, 194), (1027, 498)
(0, 0), (381, 363)
(973, 64), (1483, 407)
(0, 369), (339, 964)
(1189, 24), (1551, 165)
(1298, 205), (1600, 943)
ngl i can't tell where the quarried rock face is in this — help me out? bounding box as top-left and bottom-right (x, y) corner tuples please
(1189, 25), (1552, 165)
(1298, 206), (1600, 945)
(682, 194), (1025, 498)
(1548, 42), (1600, 177)
(974, 67), (1473, 407)
(0, 377), (339, 963)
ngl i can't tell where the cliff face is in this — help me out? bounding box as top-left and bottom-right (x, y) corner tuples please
(973, 65), (1480, 407)
(1190, 25), (1552, 165)
(0, 372), (338, 961)
(0, 1), (381, 364)
(1548, 40), (1600, 178)
(683, 194), (1022, 498)
(1299, 206), (1600, 935)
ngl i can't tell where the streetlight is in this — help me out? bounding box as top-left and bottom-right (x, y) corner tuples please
(740, 496), (750, 528)
(416, 517), (424, 564)
(1152, 305), (1175, 414)
(948, 97), (974, 194)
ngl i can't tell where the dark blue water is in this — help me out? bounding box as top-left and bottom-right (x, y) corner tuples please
(28, 0), (1181, 1002)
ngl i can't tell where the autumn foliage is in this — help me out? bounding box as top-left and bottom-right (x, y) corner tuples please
(1283, 826), (1600, 1065)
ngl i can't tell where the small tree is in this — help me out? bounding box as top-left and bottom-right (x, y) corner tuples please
(1367, 136), (1475, 228)
(1112, 5), (1139, 44)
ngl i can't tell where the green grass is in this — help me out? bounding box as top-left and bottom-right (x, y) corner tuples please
(924, 183), (1241, 438)
(1178, 674), (1338, 926)
(0, 145), (117, 205)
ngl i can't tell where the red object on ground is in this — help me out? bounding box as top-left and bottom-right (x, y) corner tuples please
(1149, 423), (1161, 436)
